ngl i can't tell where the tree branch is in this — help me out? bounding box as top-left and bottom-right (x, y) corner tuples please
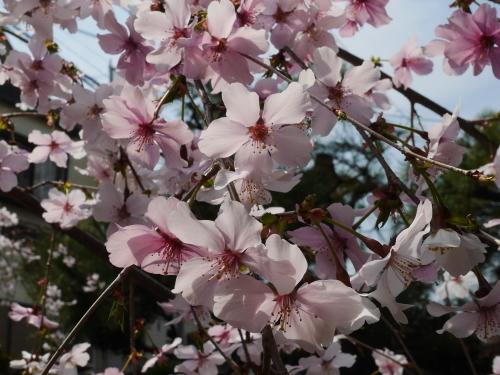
(261, 325), (288, 375)
(40, 266), (133, 375)
(2, 187), (175, 302)
(336, 48), (496, 149)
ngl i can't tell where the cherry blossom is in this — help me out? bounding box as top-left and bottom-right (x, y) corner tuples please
(106, 196), (207, 275)
(390, 36), (433, 89)
(335, 0), (392, 37)
(8, 302), (59, 329)
(199, 82), (312, 176)
(438, 4), (500, 78)
(428, 281), (500, 342)
(41, 188), (92, 229)
(359, 199), (432, 296)
(174, 341), (225, 375)
(420, 230), (486, 277)
(93, 181), (150, 237)
(28, 130), (85, 168)
(141, 337), (182, 373)
(101, 84), (193, 170)
(372, 348), (408, 375)
(436, 271), (477, 300)
(294, 341), (356, 374)
(0, 140), (29, 192)
(58, 343), (91, 374)
(171, 200), (304, 307)
(308, 46), (380, 136)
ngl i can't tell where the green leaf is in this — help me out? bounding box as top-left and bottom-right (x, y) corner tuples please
(445, 216), (470, 226)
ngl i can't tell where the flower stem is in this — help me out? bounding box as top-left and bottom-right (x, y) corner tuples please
(314, 223), (351, 287)
(353, 205), (377, 230)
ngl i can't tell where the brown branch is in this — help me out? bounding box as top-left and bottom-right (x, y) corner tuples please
(2, 187), (175, 302)
(1, 27), (30, 43)
(190, 307), (241, 373)
(25, 180), (98, 192)
(345, 335), (415, 375)
(239, 52), (492, 183)
(336, 48), (496, 149)
(381, 316), (423, 375)
(261, 325), (288, 375)
(194, 79), (214, 124)
(40, 266), (133, 375)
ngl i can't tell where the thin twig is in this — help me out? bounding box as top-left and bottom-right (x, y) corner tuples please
(190, 307), (241, 373)
(0, 112), (48, 119)
(194, 79), (214, 124)
(32, 230), (57, 356)
(120, 147), (146, 192)
(238, 52), (491, 183)
(2, 27), (30, 43)
(282, 45), (419, 204)
(345, 335), (415, 375)
(357, 128), (420, 205)
(40, 266), (133, 375)
(181, 162), (221, 203)
(25, 180), (98, 192)
(458, 338), (479, 375)
(129, 282), (137, 375)
(467, 115), (500, 125)
(261, 325), (288, 375)
(335, 48), (495, 149)
(380, 316), (423, 375)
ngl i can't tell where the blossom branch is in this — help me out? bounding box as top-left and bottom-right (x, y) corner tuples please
(120, 147), (146, 192)
(380, 316), (423, 375)
(4, 187), (176, 302)
(239, 52), (491, 183)
(345, 335), (416, 375)
(194, 79), (214, 124)
(1, 27), (29, 43)
(129, 282), (137, 375)
(261, 325), (288, 375)
(335, 48), (496, 149)
(458, 338), (479, 375)
(25, 180), (98, 192)
(34, 230), (57, 354)
(314, 222), (351, 287)
(40, 266), (133, 375)
(189, 306), (241, 373)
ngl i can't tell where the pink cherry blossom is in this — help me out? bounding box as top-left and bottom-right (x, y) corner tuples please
(106, 196), (207, 275)
(436, 271), (477, 300)
(158, 294), (211, 327)
(93, 181), (150, 237)
(58, 343), (91, 373)
(307, 46), (380, 136)
(8, 302), (59, 329)
(97, 14), (153, 86)
(201, 0), (269, 93)
(428, 281), (500, 342)
(359, 199), (432, 296)
(28, 130), (85, 168)
(171, 200), (303, 307)
(134, 0), (195, 73)
(214, 275), (378, 354)
(443, 4), (500, 78)
(372, 348), (407, 375)
(199, 82), (312, 176)
(101, 84), (193, 170)
(141, 337), (182, 373)
(41, 188), (92, 229)
(390, 36), (433, 89)
(96, 368), (124, 375)
(173, 341), (225, 375)
(61, 83), (114, 140)
(289, 203), (369, 280)
(420, 230), (486, 277)
(295, 341), (356, 374)
(335, 0), (392, 37)
(0, 140), (29, 192)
